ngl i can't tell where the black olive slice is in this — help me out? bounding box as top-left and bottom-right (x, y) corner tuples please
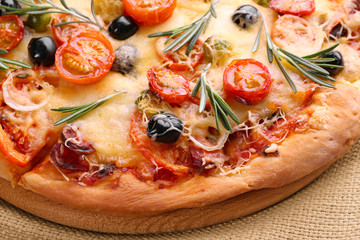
(232, 5), (260, 29)
(147, 113), (183, 144)
(50, 143), (90, 172)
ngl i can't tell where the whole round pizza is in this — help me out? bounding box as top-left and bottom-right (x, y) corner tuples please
(0, 0), (359, 232)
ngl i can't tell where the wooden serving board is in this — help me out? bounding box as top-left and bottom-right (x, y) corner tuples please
(0, 163), (331, 234)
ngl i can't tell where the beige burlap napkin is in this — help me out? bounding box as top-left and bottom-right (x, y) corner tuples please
(1, 140), (359, 240)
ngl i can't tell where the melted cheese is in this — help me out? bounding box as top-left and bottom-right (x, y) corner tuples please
(4, 0), (360, 168)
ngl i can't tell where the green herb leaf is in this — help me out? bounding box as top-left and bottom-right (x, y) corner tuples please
(1, 0), (103, 29)
(51, 90), (127, 126)
(192, 64), (239, 132)
(148, 0), (219, 54)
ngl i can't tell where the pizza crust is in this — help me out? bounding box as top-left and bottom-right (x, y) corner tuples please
(0, 161), (334, 234)
(19, 83), (360, 216)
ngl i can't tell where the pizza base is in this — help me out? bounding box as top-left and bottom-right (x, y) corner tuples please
(0, 161), (333, 234)
(18, 83), (360, 216)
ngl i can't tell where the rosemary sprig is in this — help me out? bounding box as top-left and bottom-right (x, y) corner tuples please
(51, 90), (127, 126)
(252, 19), (343, 93)
(0, 48), (31, 72)
(192, 64), (240, 133)
(148, 0), (219, 55)
(0, 0), (103, 29)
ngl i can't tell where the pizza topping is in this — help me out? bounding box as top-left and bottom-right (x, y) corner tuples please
(52, 14), (92, 45)
(51, 90), (126, 126)
(223, 59), (272, 105)
(253, 19), (341, 92)
(26, 14), (52, 33)
(2, 69), (54, 112)
(147, 113), (183, 144)
(155, 37), (204, 71)
(111, 44), (138, 74)
(329, 22), (348, 40)
(319, 51), (344, 76)
(55, 30), (115, 85)
(148, 0), (218, 54)
(232, 5), (260, 29)
(148, 66), (190, 104)
(61, 124), (95, 154)
(0, 15), (24, 51)
(123, 0), (176, 26)
(0, 49), (31, 72)
(203, 36), (232, 65)
(192, 64), (240, 132)
(50, 143), (90, 172)
(28, 37), (57, 67)
(93, 0), (124, 24)
(108, 16), (139, 40)
(271, 15), (324, 56)
(269, 0), (315, 17)
(0, 0), (21, 16)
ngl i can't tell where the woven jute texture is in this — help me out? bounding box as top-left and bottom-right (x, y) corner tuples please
(1, 141), (359, 240)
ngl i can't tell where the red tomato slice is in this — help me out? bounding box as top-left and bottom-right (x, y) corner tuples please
(223, 59), (272, 105)
(55, 30), (115, 85)
(52, 14), (93, 45)
(0, 15), (24, 51)
(156, 36), (204, 71)
(147, 66), (190, 104)
(123, 0), (176, 25)
(270, 0), (315, 17)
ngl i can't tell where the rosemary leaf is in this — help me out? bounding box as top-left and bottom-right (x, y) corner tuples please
(148, 0), (219, 54)
(199, 74), (207, 113)
(305, 58), (335, 63)
(279, 48), (330, 75)
(315, 63), (344, 68)
(273, 53), (297, 93)
(302, 43), (340, 58)
(252, 20), (263, 53)
(0, 57), (31, 68)
(52, 90), (127, 126)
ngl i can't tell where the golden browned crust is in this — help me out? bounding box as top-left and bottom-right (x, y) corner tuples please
(19, 83), (360, 216)
(0, 162), (333, 234)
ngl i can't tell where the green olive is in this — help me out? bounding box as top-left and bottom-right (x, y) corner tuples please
(204, 36), (232, 65)
(26, 14), (52, 33)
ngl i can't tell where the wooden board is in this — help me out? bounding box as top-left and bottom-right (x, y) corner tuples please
(0, 163), (331, 234)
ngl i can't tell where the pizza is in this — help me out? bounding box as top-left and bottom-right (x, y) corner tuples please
(0, 0), (359, 219)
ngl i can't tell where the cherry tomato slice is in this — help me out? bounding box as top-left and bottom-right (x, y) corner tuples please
(52, 14), (92, 45)
(271, 15), (324, 56)
(270, 0), (315, 17)
(123, 0), (176, 25)
(223, 59), (271, 105)
(0, 15), (24, 51)
(156, 37), (204, 71)
(148, 66), (190, 104)
(55, 30), (115, 85)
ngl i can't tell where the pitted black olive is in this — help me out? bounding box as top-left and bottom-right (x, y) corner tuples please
(0, 0), (21, 16)
(108, 16), (139, 40)
(111, 44), (138, 74)
(28, 36), (57, 67)
(147, 113), (183, 144)
(61, 124), (95, 154)
(329, 23), (348, 40)
(320, 51), (344, 76)
(232, 5), (260, 29)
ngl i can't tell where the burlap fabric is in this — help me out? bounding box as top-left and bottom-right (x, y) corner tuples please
(1, 141), (359, 240)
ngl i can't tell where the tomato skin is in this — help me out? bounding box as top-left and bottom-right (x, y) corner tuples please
(0, 15), (24, 51)
(223, 59), (272, 105)
(147, 66), (190, 104)
(55, 30), (115, 85)
(156, 37), (204, 71)
(123, 0), (176, 25)
(270, 0), (315, 17)
(52, 14), (91, 45)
